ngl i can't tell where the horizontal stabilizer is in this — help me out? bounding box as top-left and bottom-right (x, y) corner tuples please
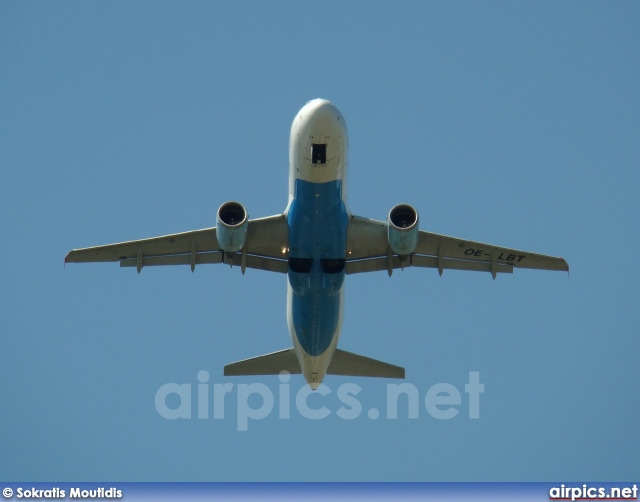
(224, 348), (405, 379)
(327, 349), (405, 379)
(224, 348), (301, 376)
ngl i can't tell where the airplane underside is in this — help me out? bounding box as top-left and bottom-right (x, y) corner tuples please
(65, 98), (568, 388)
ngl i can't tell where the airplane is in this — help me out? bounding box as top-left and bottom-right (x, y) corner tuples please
(66, 98), (569, 389)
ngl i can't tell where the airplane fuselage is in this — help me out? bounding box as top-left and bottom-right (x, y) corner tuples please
(285, 99), (349, 388)
(65, 98), (569, 388)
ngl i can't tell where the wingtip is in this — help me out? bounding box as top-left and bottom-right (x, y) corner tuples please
(64, 251), (75, 269)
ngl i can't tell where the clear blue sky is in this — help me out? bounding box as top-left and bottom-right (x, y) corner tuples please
(1, 1), (638, 481)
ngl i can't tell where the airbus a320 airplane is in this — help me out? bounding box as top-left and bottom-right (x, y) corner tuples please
(66, 98), (568, 389)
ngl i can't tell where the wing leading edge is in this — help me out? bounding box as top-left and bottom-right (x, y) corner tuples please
(65, 214), (289, 274)
(346, 215), (568, 277)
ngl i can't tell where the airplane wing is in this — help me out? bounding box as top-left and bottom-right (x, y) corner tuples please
(65, 214), (289, 274)
(345, 215), (568, 278)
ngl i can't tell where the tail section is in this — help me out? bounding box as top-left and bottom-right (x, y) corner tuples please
(224, 347), (404, 380)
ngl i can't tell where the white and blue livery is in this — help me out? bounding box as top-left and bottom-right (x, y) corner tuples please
(66, 99), (569, 388)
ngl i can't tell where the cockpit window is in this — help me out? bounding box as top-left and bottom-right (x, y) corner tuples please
(312, 144), (327, 165)
(321, 259), (345, 274)
(289, 257), (312, 273)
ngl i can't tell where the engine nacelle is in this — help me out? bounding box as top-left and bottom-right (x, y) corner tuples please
(387, 203), (419, 255)
(216, 201), (248, 253)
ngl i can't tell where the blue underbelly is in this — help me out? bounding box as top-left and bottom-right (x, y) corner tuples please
(287, 179), (348, 356)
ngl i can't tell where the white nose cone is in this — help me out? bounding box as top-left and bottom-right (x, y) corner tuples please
(289, 98), (348, 192)
(306, 97), (333, 105)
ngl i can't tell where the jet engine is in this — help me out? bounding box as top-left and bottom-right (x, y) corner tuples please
(216, 201), (248, 253)
(387, 203), (419, 255)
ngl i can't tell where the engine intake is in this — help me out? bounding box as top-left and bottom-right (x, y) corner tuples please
(216, 201), (248, 253)
(388, 203), (419, 255)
